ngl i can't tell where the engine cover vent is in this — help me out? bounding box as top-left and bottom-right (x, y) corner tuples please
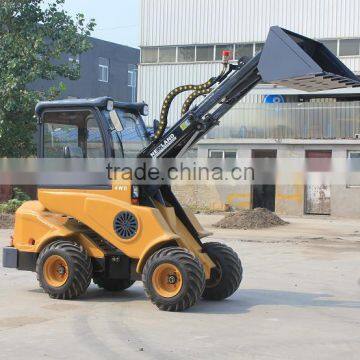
(113, 211), (138, 239)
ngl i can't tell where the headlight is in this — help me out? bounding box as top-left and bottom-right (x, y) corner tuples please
(107, 100), (114, 111)
(141, 104), (149, 116)
(131, 185), (140, 205)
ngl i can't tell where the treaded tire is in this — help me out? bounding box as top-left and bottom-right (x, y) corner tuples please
(202, 242), (242, 301)
(93, 275), (135, 291)
(142, 247), (206, 312)
(36, 239), (92, 300)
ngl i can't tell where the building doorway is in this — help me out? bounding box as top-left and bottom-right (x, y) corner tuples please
(251, 150), (277, 212)
(305, 150), (332, 215)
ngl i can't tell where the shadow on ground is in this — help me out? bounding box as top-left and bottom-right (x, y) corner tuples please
(29, 284), (147, 303)
(29, 286), (360, 314)
(189, 288), (360, 314)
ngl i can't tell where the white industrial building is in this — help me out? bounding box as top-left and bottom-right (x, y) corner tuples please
(138, 0), (360, 217)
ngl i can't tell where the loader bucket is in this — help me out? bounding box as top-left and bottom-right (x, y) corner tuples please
(258, 26), (360, 91)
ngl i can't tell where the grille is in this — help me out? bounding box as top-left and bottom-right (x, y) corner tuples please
(113, 211), (138, 239)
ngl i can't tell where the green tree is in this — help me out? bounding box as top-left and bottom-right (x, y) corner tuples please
(0, 0), (96, 157)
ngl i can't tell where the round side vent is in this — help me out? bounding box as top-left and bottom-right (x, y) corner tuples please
(113, 211), (138, 239)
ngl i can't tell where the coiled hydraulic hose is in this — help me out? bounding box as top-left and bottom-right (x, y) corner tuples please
(154, 61), (232, 141)
(181, 62), (232, 117)
(181, 88), (212, 116)
(154, 78), (216, 140)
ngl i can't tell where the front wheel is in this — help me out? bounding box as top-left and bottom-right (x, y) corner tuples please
(202, 242), (243, 301)
(36, 240), (92, 300)
(142, 247), (205, 312)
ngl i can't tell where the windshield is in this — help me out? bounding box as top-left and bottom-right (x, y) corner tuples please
(103, 108), (150, 158)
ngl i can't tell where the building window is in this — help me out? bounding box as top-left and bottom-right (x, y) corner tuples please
(178, 46), (195, 62)
(235, 43), (254, 59)
(347, 151), (360, 187)
(225, 151), (237, 158)
(215, 44), (234, 61)
(98, 57), (109, 82)
(255, 43), (264, 54)
(196, 45), (214, 61)
(141, 47), (158, 63)
(140, 36), (355, 65)
(69, 55), (80, 64)
(128, 64), (137, 102)
(209, 150), (237, 158)
(159, 47), (177, 63)
(321, 40), (338, 55)
(339, 39), (360, 56)
(128, 66), (137, 87)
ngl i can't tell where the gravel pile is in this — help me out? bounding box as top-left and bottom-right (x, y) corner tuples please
(0, 214), (14, 229)
(214, 208), (288, 230)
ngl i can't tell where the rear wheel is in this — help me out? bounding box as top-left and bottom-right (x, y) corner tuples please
(93, 275), (134, 292)
(202, 242), (243, 301)
(142, 247), (205, 312)
(36, 240), (92, 299)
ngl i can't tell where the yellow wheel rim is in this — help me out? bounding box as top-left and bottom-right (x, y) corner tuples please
(152, 263), (183, 298)
(43, 255), (69, 287)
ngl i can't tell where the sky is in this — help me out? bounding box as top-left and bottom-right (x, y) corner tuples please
(44, 0), (140, 48)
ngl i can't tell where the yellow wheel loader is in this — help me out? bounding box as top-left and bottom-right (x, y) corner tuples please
(3, 27), (360, 311)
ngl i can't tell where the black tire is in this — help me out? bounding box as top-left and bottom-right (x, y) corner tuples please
(202, 242), (243, 301)
(93, 275), (135, 291)
(142, 247), (206, 312)
(36, 239), (92, 300)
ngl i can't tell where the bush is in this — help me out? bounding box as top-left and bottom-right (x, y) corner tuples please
(13, 187), (31, 202)
(0, 188), (31, 214)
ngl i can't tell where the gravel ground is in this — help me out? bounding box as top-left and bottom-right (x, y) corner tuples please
(0, 214), (14, 229)
(0, 215), (359, 360)
(214, 208), (287, 229)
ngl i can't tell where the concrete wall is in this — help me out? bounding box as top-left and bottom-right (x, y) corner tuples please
(173, 140), (360, 218)
(331, 148), (360, 217)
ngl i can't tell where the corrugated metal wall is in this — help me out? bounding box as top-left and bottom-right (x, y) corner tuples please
(342, 58), (360, 73)
(141, 0), (360, 46)
(207, 102), (360, 139)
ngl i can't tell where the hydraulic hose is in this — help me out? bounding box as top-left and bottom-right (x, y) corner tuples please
(181, 62), (233, 116)
(181, 88), (212, 116)
(154, 60), (233, 140)
(154, 78), (216, 140)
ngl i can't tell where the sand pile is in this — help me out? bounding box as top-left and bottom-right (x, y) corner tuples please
(0, 214), (14, 229)
(214, 208), (288, 230)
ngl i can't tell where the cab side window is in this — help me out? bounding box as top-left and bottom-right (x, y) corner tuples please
(117, 111), (147, 158)
(42, 110), (105, 158)
(86, 116), (105, 158)
(44, 122), (79, 158)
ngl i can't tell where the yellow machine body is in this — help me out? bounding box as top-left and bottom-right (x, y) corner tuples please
(12, 178), (215, 278)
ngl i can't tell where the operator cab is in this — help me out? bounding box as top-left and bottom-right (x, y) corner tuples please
(36, 97), (150, 159)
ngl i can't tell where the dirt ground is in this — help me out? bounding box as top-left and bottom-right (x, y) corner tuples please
(213, 208), (287, 229)
(0, 215), (359, 360)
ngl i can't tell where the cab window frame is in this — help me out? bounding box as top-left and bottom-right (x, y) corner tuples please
(38, 107), (111, 158)
(115, 109), (149, 158)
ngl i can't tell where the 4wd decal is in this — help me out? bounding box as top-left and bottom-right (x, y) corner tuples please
(150, 134), (177, 158)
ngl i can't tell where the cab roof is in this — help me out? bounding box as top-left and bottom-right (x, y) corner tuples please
(35, 96), (146, 116)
